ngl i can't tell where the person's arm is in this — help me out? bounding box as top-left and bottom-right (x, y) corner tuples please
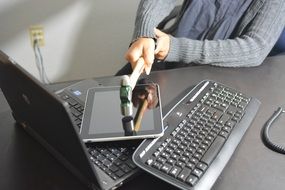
(125, 0), (177, 74)
(132, 0), (177, 40)
(165, 0), (285, 67)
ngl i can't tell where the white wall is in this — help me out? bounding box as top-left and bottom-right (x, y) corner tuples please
(0, 0), (139, 82)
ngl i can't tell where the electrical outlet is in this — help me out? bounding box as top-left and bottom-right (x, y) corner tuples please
(29, 25), (45, 47)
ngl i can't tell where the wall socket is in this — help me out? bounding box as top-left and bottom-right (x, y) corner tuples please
(29, 25), (45, 47)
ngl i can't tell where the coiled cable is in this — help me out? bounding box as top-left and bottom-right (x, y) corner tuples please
(261, 107), (285, 154)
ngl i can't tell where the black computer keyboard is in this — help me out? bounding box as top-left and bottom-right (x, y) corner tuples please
(57, 92), (138, 180)
(133, 80), (260, 189)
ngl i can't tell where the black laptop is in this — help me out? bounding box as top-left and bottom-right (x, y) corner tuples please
(0, 50), (140, 190)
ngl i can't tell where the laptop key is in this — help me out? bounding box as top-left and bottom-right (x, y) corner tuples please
(115, 170), (125, 178)
(109, 165), (119, 172)
(119, 164), (131, 173)
(108, 154), (117, 161)
(66, 98), (77, 106)
(70, 107), (81, 117)
(125, 159), (137, 169)
(102, 159), (112, 167)
(119, 154), (128, 161)
(110, 174), (118, 180)
(114, 159), (123, 166)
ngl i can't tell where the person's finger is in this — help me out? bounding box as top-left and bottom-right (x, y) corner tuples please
(145, 65), (151, 75)
(125, 47), (143, 69)
(143, 43), (155, 75)
(143, 46), (154, 65)
(154, 38), (163, 54)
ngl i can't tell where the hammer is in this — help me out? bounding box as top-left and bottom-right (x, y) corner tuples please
(120, 57), (145, 116)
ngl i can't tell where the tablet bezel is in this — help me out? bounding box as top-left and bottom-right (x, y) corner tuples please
(80, 84), (164, 142)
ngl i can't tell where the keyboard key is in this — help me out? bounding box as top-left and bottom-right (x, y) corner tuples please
(212, 110), (223, 121)
(119, 164), (131, 173)
(218, 114), (231, 125)
(66, 98), (78, 106)
(166, 158), (176, 165)
(126, 160), (137, 169)
(177, 168), (191, 182)
(171, 154), (179, 160)
(115, 170), (125, 178)
(225, 120), (236, 128)
(160, 152), (170, 159)
(146, 158), (153, 166)
(191, 168), (203, 178)
(157, 157), (166, 164)
(196, 162), (207, 171)
(160, 163), (172, 174)
(102, 159), (112, 167)
(179, 156), (189, 163)
(109, 165), (119, 172)
(189, 157), (199, 165)
(176, 161), (185, 168)
(110, 174), (118, 180)
(119, 154), (128, 161)
(201, 136), (225, 165)
(186, 162), (195, 170)
(152, 162), (162, 170)
(219, 130), (229, 138)
(186, 175), (199, 186)
(174, 149), (183, 156)
(108, 154), (117, 161)
(114, 159), (123, 166)
(169, 167), (182, 178)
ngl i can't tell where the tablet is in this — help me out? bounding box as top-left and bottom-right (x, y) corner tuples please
(80, 83), (164, 142)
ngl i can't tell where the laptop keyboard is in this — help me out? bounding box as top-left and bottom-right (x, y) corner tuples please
(88, 146), (137, 180)
(59, 93), (84, 129)
(133, 80), (260, 189)
(57, 92), (138, 180)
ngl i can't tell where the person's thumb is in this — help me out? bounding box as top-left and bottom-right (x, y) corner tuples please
(154, 28), (164, 37)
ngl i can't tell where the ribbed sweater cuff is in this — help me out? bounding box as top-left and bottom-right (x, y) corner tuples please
(132, 17), (156, 40)
(165, 36), (203, 63)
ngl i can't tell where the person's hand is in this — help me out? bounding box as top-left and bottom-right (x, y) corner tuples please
(125, 37), (156, 75)
(154, 28), (170, 60)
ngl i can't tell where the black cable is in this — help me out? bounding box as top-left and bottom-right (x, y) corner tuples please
(261, 107), (285, 154)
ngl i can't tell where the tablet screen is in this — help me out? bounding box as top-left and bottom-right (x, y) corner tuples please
(80, 82), (163, 142)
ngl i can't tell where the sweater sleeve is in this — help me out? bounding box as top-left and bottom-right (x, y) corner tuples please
(132, 0), (177, 40)
(165, 0), (285, 67)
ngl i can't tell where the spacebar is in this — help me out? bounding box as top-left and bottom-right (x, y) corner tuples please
(201, 136), (226, 165)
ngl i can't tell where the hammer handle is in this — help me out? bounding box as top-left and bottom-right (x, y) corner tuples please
(134, 99), (148, 132)
(129, 57), (145, 90)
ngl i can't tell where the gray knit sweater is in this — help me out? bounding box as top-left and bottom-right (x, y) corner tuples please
(132, 0), (285, 67)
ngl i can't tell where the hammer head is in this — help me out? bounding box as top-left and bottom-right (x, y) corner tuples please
(120, 75), (133, 116)
(122, 116), (134, 136)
